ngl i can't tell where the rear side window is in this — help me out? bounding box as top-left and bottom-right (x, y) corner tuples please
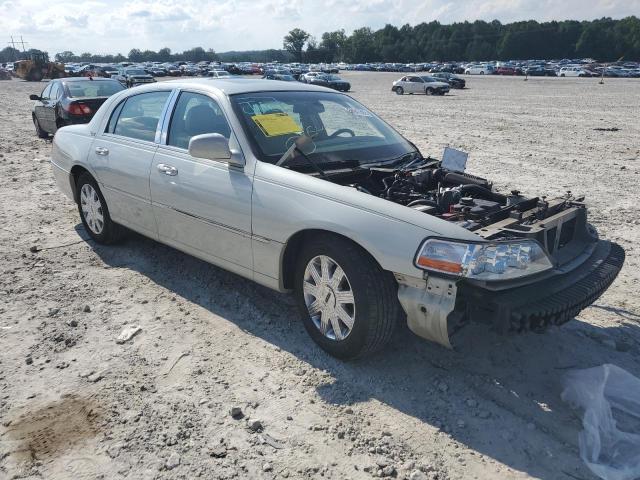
(110, 91), (170, 142)
(167, 92), (230, 149)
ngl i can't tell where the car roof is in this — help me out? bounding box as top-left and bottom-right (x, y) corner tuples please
(132, 77), (334, 95)
(61, 77), (119, 82)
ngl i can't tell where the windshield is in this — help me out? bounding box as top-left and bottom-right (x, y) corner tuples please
(230, 91), (415, 169)
(65, 80), (125, 98)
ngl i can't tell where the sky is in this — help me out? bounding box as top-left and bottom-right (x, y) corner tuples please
(2, 0), (639, 55)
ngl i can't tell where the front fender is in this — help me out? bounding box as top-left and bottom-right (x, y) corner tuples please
(251, 162), (462, 281)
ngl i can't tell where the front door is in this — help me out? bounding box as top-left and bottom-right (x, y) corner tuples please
(408, 76), (424, 93)
(34, 82), (52, 132)
(150, 90), (254, 275)
(87, 90), (172, 238)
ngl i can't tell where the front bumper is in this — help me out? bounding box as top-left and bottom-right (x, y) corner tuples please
(396, 240), (625, 348)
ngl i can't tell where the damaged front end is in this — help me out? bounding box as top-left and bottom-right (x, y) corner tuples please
(326, 159), (625, 348)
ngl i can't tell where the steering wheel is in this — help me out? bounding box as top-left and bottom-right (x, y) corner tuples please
(328, 128), (355, 138)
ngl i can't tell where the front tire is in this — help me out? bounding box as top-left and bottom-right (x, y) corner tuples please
(294, 235), (400, 359)
(76, 173), (124, 244)
(426, 87), (434, 95)
(395, 86), (404, 95)
(33, 115), (48, 138)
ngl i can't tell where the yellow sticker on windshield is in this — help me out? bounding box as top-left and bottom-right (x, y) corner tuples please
(252, 113), (302, 137)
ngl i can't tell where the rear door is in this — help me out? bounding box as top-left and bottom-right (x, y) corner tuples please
(87, 89), (173, 238)
(48, 82), (63, 133)
(150, 90), (254, 274)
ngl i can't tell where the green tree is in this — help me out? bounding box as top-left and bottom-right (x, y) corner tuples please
(283, 28), (310, 62)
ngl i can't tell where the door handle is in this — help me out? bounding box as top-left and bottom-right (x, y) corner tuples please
(95, 146), (109, 156)
(157, 164), (178, 176)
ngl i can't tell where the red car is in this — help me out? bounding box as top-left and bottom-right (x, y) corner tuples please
(496, 66), (523, 75)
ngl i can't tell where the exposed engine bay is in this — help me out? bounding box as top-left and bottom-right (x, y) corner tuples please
(322, 158), (593, 262)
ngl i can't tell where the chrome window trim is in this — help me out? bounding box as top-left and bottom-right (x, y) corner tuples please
(159, 88), (235, 148)
(96, 89), (174, 145)
(157, 89), (180, 144)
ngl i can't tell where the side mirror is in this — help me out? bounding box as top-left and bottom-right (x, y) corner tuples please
(29, 94), (40, 101)
(188, 133), (244, 168)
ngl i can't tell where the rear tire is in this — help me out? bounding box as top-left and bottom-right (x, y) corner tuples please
(294, 234), (400, 359)
(76, 173), (124, 244)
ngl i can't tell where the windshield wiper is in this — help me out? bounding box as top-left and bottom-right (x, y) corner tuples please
(276, 138), (328, 178)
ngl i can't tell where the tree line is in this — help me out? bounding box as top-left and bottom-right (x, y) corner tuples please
(285, 17), (640, 63)
(1, 16), (638, 65)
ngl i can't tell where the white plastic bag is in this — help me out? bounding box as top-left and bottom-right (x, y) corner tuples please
(562, 364), (640, 480)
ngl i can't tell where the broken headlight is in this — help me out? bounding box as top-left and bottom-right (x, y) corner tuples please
(414, 238), (553, 280)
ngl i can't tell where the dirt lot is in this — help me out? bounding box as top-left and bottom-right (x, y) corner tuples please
(0, 72), (639, 480)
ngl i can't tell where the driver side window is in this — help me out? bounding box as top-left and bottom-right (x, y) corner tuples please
(167, 92), (231, 150)
(41, 83), (52, 100)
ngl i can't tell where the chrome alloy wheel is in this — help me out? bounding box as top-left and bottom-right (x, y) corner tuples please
(80, 183), (104, 235)
(303, 255), (355, 341)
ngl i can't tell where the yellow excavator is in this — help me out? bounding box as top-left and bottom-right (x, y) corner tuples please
(15, 52), (65, 81)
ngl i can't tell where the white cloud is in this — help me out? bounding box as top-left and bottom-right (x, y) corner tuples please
(1, 0), (638, 55)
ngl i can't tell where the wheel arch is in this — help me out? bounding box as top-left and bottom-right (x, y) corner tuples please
(279, 228), (385, 291)
(70, 165), (93, 203)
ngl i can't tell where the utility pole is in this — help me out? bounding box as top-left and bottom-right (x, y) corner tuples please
(8, 36), (28, 60)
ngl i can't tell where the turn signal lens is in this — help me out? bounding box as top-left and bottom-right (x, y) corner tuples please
(415, 238), (553, 281)
(416, 240), (466, 273)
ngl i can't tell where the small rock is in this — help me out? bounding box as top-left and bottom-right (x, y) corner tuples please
(230, 406), (243, 419)
(247, 419), (263, 432)
(209, 445), (227, 458)
(83, 305), (91, 313)
(165, 452), (180, 470)
(116, 325), (142, 344)
(409, 471), (428, 480)
(25, 356), (33, 365)
(29, 245), (40, 253)
(262, 463), (272, 472)
(376, 457), (390, 468)
(69, 320), (78, 328)
(382, 465), (396, 477)
(47, 308), (60, 316)
(87, 372), (103, 383)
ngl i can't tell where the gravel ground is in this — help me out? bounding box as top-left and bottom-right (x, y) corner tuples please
(0, 72), (638, 480)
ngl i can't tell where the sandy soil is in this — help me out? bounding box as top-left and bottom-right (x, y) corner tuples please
(0, 72), (638, 480)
